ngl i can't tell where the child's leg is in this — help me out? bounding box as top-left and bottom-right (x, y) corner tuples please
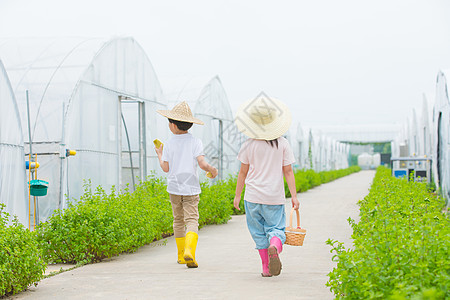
(244, 201), (271, 249)
(182, 195), (199, 234)
(169, 194), (186, 264)
(262, 204), (286, 276)
(182, 195), (200, 268)
(244, 201), (272, 276)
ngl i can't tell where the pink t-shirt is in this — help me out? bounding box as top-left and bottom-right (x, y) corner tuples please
(237, 137), (295, 205)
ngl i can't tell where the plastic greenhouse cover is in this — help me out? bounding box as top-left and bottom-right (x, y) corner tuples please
(0, 37), (168, 223)
(162, 74), (212, 108)
(193, 76), (242, 179)
(294, 123), (309, 169)
(314, 124), (400, 143)
(0, 60), (28, 227)
(160, 75), (242, 179)
(408, 109), (420, 156)
(306, 130), (349, 172)
(420, 96), (432, 157)
(434, 71), (450, 202)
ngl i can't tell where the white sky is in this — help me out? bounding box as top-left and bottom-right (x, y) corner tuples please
(1, 0), (450, 130)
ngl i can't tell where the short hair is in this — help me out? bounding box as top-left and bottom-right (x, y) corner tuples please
(168, 118), (193, 131)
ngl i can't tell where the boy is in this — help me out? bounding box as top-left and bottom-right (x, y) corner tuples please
(155, 101), (218, 268)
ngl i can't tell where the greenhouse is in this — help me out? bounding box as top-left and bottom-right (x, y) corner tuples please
(389, 71), (450, 203)
(301, 129), (347, 172)
(420, 96), (433, 157)
(433, 70), (450, 201)
(193, 76), (241, 180)
(407, 110), (420, 156)
(0, 60), (28, 227)
(391, 123), (408, 168)
(309, 129), (320, 171)
(316, 124), (400, 143)
(335, 141), (350, 170)
(294, 123), (309, 169)
(162, 75), (241, 179)
(0, 37), (168, 224)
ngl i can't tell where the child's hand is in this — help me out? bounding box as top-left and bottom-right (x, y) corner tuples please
(154, 145), (163, 156)
(210, 167), (218, 178)
(233, 195), (241, 210)
(292, 196), (300, 210)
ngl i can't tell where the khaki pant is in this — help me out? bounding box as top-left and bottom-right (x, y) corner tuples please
(169, 194), (200, 238)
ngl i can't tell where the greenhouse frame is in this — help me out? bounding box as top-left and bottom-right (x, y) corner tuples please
(0, 37), (168, 224)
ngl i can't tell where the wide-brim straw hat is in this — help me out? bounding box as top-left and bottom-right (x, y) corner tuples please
(235, 93), (292, 140)
(157, 101), (204, 125)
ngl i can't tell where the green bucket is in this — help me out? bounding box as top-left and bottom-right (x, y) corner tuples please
(29, 180), (49, 196)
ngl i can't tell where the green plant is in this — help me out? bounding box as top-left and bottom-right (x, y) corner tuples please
(36, 174), (238, 265)
(327, 167), (450, 299)
(35, 165), (362, 267)
(36, 177), (173, 264)
(220, 175), (245, 215)
(284, 166), (361, 198)
(0, 204), (46, 297)
(199, 178), (233, 225)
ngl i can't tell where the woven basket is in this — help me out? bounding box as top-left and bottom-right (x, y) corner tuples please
(285, 209), (306, 246)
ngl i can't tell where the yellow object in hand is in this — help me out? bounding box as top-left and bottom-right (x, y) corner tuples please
(153, 139), (164, 149)
(206, 172), (213, 178)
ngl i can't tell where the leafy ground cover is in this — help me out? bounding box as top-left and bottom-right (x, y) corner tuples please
(0, 204), (46, 296)
(327, 167), (450, 299)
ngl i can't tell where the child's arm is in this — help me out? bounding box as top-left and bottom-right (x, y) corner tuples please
(155, 145), (169, 173)
(283, 164), (300, 210)
(234, 163), (249, 210)
(197, 155), (218, 178)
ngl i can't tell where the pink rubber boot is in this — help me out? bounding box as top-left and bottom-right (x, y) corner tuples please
(268, 237), (283, 276)
(258, 249), (272, 277)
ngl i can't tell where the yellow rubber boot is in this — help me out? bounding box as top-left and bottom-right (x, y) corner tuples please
(175, 237), (186, 264)
(184, 231), (198, 268)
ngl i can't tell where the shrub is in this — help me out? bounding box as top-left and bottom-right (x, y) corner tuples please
(36, 177), (173, 264)
(327, 167), (450, 299)
(285, 166), (361, 198)
(305, 169), (322, 188)
(35, 166), (362, 265)
(199, 179), (233, 225)
(218, 175), (245, 215)
(0, 204), (46, 296)
(37, 175), (235, 264)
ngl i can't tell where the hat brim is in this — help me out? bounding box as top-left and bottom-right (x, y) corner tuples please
(157, 110), (204, 125)
(234, 97), (292, 140)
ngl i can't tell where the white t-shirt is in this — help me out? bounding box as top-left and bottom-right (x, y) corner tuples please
(162, 133), (204, 195)
(237, 137), (295, 205)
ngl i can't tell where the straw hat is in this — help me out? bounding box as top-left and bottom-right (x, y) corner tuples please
(157, 101), (204, 125)
(235, 93), (292, 140)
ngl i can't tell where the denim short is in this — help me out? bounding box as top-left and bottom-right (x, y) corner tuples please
(244, 200), (286, 249)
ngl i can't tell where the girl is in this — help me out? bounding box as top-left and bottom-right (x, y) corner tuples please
(233, 94), (299, 277)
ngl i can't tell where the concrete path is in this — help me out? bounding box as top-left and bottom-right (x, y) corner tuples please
(10, 170), (375, 300)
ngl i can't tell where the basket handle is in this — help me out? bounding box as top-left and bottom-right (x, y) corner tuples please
(289, 209), (300, 228)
